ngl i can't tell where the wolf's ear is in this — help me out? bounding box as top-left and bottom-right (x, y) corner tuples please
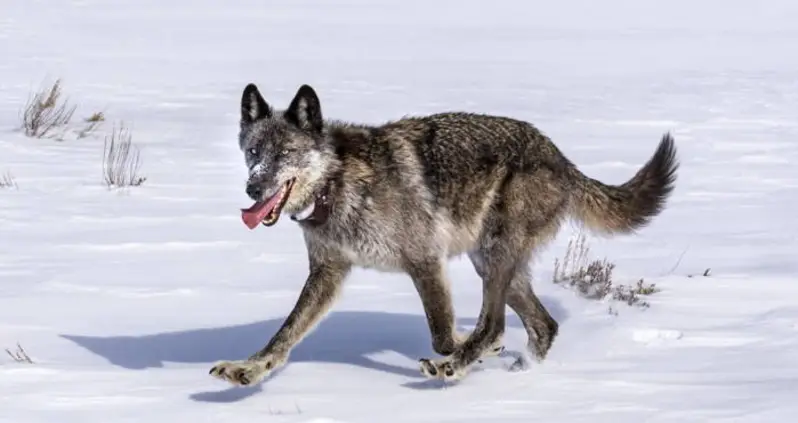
(285, 84), (323, 133)
(241, 83), (271, 124)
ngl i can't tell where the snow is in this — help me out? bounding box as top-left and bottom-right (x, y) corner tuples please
(1, 0), (797, 422)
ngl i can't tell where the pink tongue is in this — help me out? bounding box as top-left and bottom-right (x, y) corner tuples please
(241, 191), (283, 230)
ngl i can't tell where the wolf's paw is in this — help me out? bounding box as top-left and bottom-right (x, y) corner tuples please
(209, 357), (282, 387)
(418, 357), (469, 382)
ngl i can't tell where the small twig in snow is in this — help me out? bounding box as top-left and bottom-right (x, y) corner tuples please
(0, 171), (17, 189)
(664, 244), (690, 275)
(5, 343), (33, 364)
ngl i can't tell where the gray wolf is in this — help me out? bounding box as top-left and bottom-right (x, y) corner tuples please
(209, 83), (678, 386)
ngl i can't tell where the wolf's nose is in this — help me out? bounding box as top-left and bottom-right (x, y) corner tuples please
(246, 184), (262, 200)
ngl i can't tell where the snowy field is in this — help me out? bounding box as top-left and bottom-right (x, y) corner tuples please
(2, 0), (798, 422)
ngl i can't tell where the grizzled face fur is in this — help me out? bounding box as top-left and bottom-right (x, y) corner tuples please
(238, 83), (334, 225)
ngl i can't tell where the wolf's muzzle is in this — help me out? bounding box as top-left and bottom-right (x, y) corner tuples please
(245, 184), (263, 201)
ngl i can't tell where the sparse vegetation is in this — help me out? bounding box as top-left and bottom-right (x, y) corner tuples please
(102, 123), (146, 188)
(19, 79), (76, 139)
(19, 79), (106, 140)
(553, 231), (660, 311)
(78, 111), (106, 139)
(0, 171), (17, 189)
(610, 278), (661, 309)
(553, 233), (612, 299)
(5, 343), (33, 364)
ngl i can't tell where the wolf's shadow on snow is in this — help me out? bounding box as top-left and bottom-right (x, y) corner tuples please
(62, 300), (567, 402)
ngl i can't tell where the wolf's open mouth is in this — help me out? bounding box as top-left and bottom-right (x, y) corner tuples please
(241, 178), (296, 229)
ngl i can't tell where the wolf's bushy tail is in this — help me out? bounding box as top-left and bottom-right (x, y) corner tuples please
(568, 133), (679, 235)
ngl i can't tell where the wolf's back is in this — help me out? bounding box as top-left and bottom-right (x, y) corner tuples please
(568, 133), (679, 235)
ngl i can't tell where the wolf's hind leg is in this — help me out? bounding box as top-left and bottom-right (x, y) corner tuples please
(506, 264), (559, 362)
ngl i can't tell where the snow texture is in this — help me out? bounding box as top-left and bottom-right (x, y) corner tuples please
(1, 1), (797, 422)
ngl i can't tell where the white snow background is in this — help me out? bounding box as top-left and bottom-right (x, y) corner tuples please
(1, 0), (797, 422)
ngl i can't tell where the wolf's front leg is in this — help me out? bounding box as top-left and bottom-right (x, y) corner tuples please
(418, 255), (516, 382)
(210, 250), (351, 387)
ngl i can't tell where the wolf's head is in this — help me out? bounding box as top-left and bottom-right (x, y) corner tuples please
(238, 83), (335, 227)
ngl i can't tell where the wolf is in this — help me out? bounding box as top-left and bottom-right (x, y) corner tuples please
(209, 83), (678, 386)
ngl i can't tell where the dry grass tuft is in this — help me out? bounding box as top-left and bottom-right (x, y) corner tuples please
(553, 233), (613, 299)
(611, 278), (661, 309)
(553, 231), (660, 311)
(0, 171), (17, 189)
(78, 111), (106, 139)
(5, 343), (33, 364)
(20, 79), (76, 139)
(102, 123), (146, 188)
(85, 111), (105, 123)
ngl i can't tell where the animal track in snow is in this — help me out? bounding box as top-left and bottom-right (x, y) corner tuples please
(47, 394), (159, 408)
(631, 328), (762, 348)
(55, 241), (240, 253)
(631, 328), (684, 346)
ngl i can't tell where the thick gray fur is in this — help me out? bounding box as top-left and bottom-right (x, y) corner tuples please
(209, 83), (679, 385)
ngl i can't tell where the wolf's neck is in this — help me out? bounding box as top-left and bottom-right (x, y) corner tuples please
(326, 120), (376, 156)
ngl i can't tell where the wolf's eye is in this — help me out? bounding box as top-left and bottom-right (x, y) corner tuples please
(248, 147), (259, 156)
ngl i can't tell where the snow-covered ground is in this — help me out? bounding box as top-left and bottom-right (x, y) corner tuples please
(2, 1), (797, 422)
